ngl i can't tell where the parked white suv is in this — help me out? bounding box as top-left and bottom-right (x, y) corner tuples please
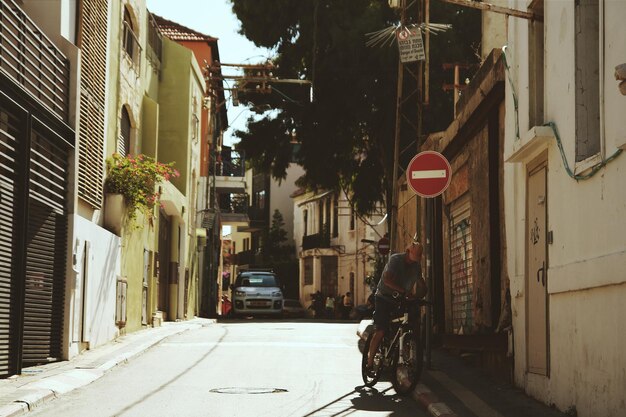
(231, 271), (283, 317)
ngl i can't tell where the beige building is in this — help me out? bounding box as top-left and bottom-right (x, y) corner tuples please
(292, 189), (386, 310)
(504, 1), (626, 416)
(0, 1), (211, 380)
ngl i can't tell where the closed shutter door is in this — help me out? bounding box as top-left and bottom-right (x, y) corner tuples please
(0, 106), (19, 377)
(22, 125), (68, 366)
(449, 196), (473, 335)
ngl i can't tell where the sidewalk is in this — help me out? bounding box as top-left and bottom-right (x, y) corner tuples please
(0, 318), (213, 417)
(413, 348), (570, 417)
(357, 320), (569, 417)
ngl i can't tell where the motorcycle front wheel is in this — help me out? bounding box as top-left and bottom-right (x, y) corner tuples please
(391, 331), (423, 395)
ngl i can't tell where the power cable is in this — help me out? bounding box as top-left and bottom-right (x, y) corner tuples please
(502, 46), (623, 181)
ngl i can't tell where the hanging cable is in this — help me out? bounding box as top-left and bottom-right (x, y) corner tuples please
(501, 46), (519, 140)
(501, 46), (623, 181)
(543, 122), (622, 181)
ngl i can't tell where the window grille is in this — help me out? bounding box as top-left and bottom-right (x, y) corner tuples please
(122, 8), (141, 69)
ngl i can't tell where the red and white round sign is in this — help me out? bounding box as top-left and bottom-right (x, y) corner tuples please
(377, 236), (390, 255)
(406, 151), (452, 198)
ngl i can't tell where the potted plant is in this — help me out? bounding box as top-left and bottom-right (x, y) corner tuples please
(103, 153), (179, 233)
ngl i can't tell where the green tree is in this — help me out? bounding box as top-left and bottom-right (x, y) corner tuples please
(230, 0), (480, 217)
(263, 209), (294, 262)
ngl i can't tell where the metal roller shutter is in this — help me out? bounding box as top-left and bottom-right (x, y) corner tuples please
(449, 196), (473, 335)
(0, 106), (19, 377)
(21, 125), (68, 366)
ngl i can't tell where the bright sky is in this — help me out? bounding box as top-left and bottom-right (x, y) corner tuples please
(146, 0), (272, 146)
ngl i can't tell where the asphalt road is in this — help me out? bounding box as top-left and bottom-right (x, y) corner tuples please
(28, 319), (429, 417)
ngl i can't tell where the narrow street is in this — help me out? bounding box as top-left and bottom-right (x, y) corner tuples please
(27, 321), (429, 417)
(2, 1), (624, 416)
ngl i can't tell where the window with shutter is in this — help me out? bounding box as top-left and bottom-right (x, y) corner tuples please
(76, 0), (108, 208)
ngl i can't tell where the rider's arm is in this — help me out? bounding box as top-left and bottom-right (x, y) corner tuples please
(382, 271), (406, 295)
(406, 273), (427, 300)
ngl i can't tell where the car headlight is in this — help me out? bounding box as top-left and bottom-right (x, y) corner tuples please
(235, 291), (246, 297)
(272, 291), (282, 297)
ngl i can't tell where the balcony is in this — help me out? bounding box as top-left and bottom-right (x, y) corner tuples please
(0, 0), (70, 121)
(302, 232), (330, 251)
(237, 206), (267, 233)
(235, 249), (261, 266)
(218, 192), (249, 225)
(212, 148), (246, 193)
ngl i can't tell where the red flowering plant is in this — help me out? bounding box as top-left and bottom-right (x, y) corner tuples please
(104, 153), (180, 220)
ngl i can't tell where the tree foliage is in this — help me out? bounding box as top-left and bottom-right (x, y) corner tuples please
(229, 0), (480, 217)
(262, 209), (294, 263)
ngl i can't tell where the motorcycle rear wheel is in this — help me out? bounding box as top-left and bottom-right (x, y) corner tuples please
(361, 334), (383, 387)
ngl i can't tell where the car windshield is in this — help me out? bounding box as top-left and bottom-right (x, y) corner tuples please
(236, 274), (279, 287)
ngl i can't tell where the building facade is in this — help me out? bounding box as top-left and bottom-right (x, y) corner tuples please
(292, 189), (385, 310)
(410, 49), (509, 379)
(0, 0), (77, 376)
(504, 1), (626, 415)
(0, 0), (222, 378)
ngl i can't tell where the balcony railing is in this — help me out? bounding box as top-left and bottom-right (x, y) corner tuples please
(211, 148), (245, 177)
(146, 14), (162, 72)
(302, 231), (330, 251)
(247, 206), (267, 223)
(218, 192), (248, 215)
(235, 249), (260, 266)
(0, 0), (70, 120)
(122, 20), (141, 69)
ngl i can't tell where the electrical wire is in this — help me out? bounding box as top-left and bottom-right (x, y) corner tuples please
(501, 46), (520, 140)
(544, 122), (623, 181)
(502, 46), (623, 181)
(270, 85), (305, 105)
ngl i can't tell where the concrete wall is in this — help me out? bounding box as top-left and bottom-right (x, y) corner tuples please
(69, 216), (121, 356)
(480, 0), (507, 59)
(504, 1), (626, 415)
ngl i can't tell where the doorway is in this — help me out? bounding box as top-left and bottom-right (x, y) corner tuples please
(158, 211), (171, 317)
(526, 154), (549, 376)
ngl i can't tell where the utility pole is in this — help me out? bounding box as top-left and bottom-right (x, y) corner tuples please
(206, 61), (311, 108)
(389, 0), (423, 252)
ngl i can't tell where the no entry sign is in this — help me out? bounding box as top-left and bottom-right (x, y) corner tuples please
(377, 236), (390, 255)
(406, 151), (452, 198)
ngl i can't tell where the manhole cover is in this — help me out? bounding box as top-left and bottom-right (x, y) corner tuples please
(210, 387), (288, 395)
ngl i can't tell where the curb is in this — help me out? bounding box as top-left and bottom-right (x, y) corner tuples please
(0, 321), (206, 417)
(412, 383), (459, 417)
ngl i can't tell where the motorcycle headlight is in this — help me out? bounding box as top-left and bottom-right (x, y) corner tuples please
(235, 290), (246, 297)
(272, 291), (282, 297)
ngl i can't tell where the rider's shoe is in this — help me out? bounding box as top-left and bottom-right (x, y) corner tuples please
(366, 363), (377, 378)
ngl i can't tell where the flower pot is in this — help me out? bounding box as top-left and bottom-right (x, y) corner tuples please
(104, 193), (126, 235)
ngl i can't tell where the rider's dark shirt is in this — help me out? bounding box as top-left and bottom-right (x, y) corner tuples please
(375, 252), (421, 302)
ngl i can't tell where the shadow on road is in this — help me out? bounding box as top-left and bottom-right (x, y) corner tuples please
(301, 385), (419, 417)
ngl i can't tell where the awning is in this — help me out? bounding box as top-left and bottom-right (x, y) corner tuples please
(296, 190), (334, 207)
